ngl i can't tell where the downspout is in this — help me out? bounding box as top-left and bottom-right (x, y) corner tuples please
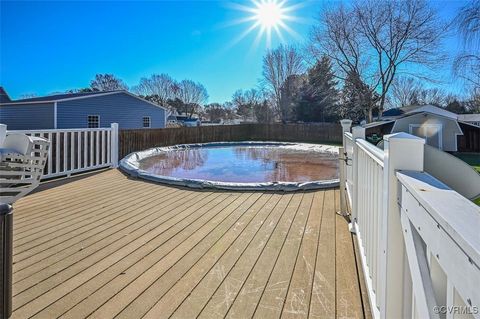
(53, 102), (58, 129)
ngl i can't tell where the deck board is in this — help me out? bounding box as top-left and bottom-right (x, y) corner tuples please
(11, 169), (370, 319)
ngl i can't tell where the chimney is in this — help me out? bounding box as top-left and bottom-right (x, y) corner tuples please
(0, 87), (12, 103)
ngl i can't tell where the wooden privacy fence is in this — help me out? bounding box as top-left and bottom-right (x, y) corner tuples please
(118, 123), (342, 158)
(339, 120), (480, 319)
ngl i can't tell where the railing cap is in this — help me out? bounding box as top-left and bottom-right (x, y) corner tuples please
(384, 132), (425, 143)
(397, 170), (480, 267)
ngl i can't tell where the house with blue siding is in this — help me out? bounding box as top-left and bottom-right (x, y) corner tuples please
(0, 88), (167, 130)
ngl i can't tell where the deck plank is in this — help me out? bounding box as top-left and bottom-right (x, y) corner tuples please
(13, 190), (223, 317)
(309, 187), (336, 319)
(196, 193), (304, 319)
(252, 192), (316, 319)
(335, 213), (363, 319)
(227, 192), (315, 319)
(281, 191), (325, 319)
(13, 188), (188, 279)
(139, 193), (280, 319)
(86, 192), (258, 318)
(10, 169), (369, 319)
(110, 192), (266, 319)
(33, 192), (241, 319)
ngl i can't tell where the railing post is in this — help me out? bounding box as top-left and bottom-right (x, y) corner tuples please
(110, 123), (119, 168)
(0, 203), (13, 319)
(379, 132), (425, 319)
(350, 125), (365, 233)
(340, 119), (352, 147)
(338, 147), (347, 216)
(339, 119), (352, 216)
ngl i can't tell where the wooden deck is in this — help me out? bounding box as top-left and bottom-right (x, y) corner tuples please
(11, 169), (370, 319)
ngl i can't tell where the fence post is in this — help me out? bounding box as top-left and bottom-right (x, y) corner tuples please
(0, 203), (13, 319)
(339, 120), (352, 216)
(379, 132), (424, 319)
(110, 123), (119, 168)
(350, 125), (365, 233)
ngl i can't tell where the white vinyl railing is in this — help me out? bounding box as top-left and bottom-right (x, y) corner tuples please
(343, 131), (354, 203)
(340, 121), (480, 319)
(355, 138), (384, 312)
(6, 123), (119, 179)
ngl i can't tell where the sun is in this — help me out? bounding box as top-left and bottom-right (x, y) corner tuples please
(226, 0), (304, 49)
(254, 1), (284, 29)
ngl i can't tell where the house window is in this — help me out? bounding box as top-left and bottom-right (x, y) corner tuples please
(87, 115), (99, 128)
(143, 116), (151, 128)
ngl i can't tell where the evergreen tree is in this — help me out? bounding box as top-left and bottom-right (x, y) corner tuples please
(340, 71), (378, 123)
(295, 56), (339, 122)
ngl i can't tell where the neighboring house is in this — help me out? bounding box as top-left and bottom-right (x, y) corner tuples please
(458, 114), (480, 127)
(167, 114), (178, 125)
(0, 88), (167, 130)
(0, 87), (11, 103)
(365, 105), (480, 152)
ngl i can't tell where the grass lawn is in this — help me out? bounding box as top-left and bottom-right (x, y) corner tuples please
(454, 153), (480, 174)
(453, 153), (480, 206)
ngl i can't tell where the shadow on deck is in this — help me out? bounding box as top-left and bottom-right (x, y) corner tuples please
(11, 169), (371, 318)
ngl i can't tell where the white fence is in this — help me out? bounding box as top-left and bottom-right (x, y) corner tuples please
(340, 120), (480, 319)
(6, 123), (119, 179)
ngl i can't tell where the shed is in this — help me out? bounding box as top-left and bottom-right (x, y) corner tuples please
(365, 105), (479, 152)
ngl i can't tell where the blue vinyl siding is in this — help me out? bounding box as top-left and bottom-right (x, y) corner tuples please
(0, 103), (54, 129)
(57, 93), (166, 129)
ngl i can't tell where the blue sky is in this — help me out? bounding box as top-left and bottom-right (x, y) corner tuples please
(0, 0), (466, 103)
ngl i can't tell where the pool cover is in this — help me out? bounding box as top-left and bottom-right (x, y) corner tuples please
(119, 141), (339, 191)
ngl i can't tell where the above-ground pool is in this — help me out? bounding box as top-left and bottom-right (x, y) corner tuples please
(120, 142), (339, 191)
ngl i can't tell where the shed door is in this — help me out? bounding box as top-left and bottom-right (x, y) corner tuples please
(409, 124), (442, 150)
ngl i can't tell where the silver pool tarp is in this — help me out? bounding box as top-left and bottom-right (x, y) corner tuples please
(119, 141), (340, 191)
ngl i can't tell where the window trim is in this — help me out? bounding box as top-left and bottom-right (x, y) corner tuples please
(87, 115), (100, 128)
(143, 116), (151, 128)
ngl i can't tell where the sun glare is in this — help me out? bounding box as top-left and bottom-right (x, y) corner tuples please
(226, 0), (304, 50)
(255, 1), (284, 28)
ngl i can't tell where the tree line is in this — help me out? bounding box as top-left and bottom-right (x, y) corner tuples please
(260, 0), (480, 124)
(53, 0), (479, 124)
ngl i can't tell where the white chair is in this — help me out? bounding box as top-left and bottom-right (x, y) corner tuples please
(0, 133), (50, 204)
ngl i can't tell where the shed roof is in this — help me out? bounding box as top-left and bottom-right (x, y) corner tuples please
(382, 105), (459, 119)
(362, 120), (395, 129)
(405, 105), (458, 120)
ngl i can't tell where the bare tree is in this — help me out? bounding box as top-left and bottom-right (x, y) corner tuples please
(390, 77), (452, 107)
(262, 44), (304, 122)
(390, 77), (423, 108)
(311, 0), (446, 121)
(453, 0), (480, 90)
(176, 80), (209, 105)
(232, 89), (262, 121)
(310, 4), (364, 80)
(174, 80), (209, 118)
(90, 74), (128, 91)
(132, 74), (177, 106)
